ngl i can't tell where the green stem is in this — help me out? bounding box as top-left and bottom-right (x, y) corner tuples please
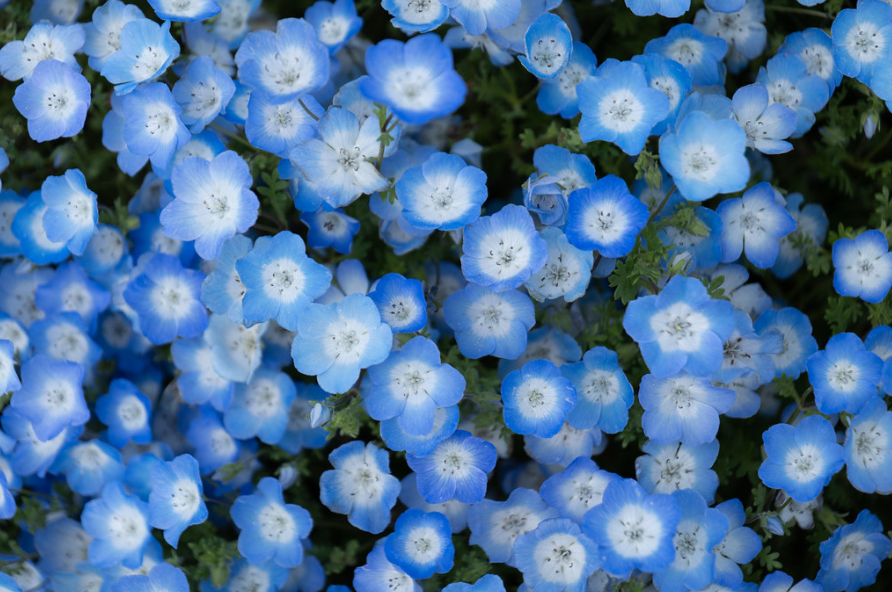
(298, 99), (320, 122)
(864, 126), (892, 162)
(376, 113), (395, 170)
(8, 488), (54, 501)
(787, 386), (813, 424)
(258, 210), (286, 231)
(646, 184), (677, 227)
(210, 123), (255, 151)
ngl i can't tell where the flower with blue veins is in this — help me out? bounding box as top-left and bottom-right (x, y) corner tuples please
(10, 355), (87, 442)
(395, 152), (487, 231)
(844, 398), (892, 494)
(644, 24), (728, 86)
(712, 498), (762, 587)
(832, 229), (892, 304)
(0, 22), (83, 81)
(756, 54), (829, 138)
(171, 56), (235, 132)
(639, 373), (735, 446)
(95, 378), (152, 447)
(467, 487), (559, 564)
(577, 61), (670, 156)
(246, 93), (323, 158)
(817, 510), (892, 592)
(50, 440), (124, 496)
(717, 182), (797, 269)
(39, 169), (97, 256)
(231, 476), (313, 567)
(81, 481), (151, 568)
(300, 207), (360, 255)
(384, 509), (454, 579)
(361, 34), (467, 125)
(501, 359), (576, 439)
(407, 429), (497, 504)
(147, 0), (220, 21)
(101, 18), (180, 95)
(461, 204), (547, 292)
(12, 59), (91, 143)
(201, 233), (252, 323)
(121, 83), (190, 170)
(731, 83), (797, 154)
(381, 0), (448, 34)
(780, 28), (842, 93)
(439, 0), (519, 35)
(518, 13), (572, 80)
(368, 273), (427, 333)
(566, 175), (649, 259)
(305, 0), (362, 54)
(830, 0), (892, 86)
(320, 441), (400, 534)
(444, 284), (535, 360)
(234, 18), (329, 104)
(524, 227), (593, 303)
(365, 336), (465, 435)
(759, 414), (845, 503)
(637, 439), (720, 503)
(381, 405), (459, 456)
(807, 332), (882, 415)
(630, 53), (692, 136)
(224, 368), (297, 444)
(82, 0), (145, 71)
(537, 42), (597, 119)
(539, 457), (618, 524)
(291, 293), (392, 394)
(353, 544), (419, 592)
(148, 454), (207, 548)
(513, 518), (599, 592)
(754, 306), (818, 380)
(659, 111), (751, 202)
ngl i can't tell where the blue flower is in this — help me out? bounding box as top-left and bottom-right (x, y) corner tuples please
(630, 53), (693, 136)
(12, 59), (90, 143)
(830, 0), (892, 86)
(731, 83), (797, 154)
(148, 454), (207, 547)
(582, 478), (680, 577)
(101, 19), (180, 95)
(832, 229), (892, 304)
(50, 440), (124, 496)
(10, 355), (87, 442)
(639, 373), (735, 446)
(185, 408), (240, 473)
(171, 56), (235, 132)
(204, 558), (289, 592)
(659, 111), (751, 202)
(566, 175), (649, 258)
(395, 153), (487, 231)
(234, 18), (329, 103)
(444, 284), (535, 360)
(772, 194), (829, 279)
(780, 28), (842, 93)
(754, 307), (818, 380)
(201, 234), (252, 323)
(513, 518), (599, 592)
(124, 253), (208, 345)
(112, 565), (189, 592)
(524, 227), (593, 303)
(442, 575), (506, 592)
(636, 439), (719, 503)
(644, 24), (728, 86)
(759, 572), (822, 592)
(320, 441), (400, 534)
(121, 83), (191, 170)
(38, 169), (97, 256)
(0, 473), (14, 519)
(292, 293), (392, 394)
(361, 34), (467, 125)
(381, 0), (448, 33)
(147, 0), (220, 21)
(1, 408), (81, 478)
(468, 488), (558, 565)
(224, 368), (296, 444)
(34, 261), (110, 331)
(81, 481), (151, 568)
(384, 509), (454, 578)
(518, 13), (572, 80)
(301, 207), (360, 255)
(381, 405), (459, 456)
(83, 0), (145, 71)
(95, 378), (152, 447)
(807, 333), (882, 415)
(817, 510), (892, 592)
(461, 204), (547, 292)
(407, 430), (497, 504)
(353, 544), (419, 592)
(717, 182), (797, 269)
(713, 499), (762, 587)
(305, 0), (362, 53)
(524, 423), (603, 467)
(439, 0), (519, 35)
(0, 23), (83, 81)
(246, 93), (323, 158)
(623, 275), (736, 378)
(845, 398), (892, 494)
(759, 415), (844, 503)
(368, 273), (427, 333)
(537, 42), (597, 119)
(626, 0), (689, 18)
(0, 340), (20, 395)
(694, 0), (766, 74)
(539, 457), (618, 524)
(756, 54), (829, 137)
(231, 477), (312, 567)
(501, 359), (576, 438)
(577, 61), (670, 156)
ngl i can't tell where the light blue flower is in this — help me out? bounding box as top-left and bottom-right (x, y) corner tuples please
(772, 194), (829, 280)
(148, 454), (207, 547)
(81, 481), (151, 568)
(756, 54), (829, 138)
(731, 83), (797, 154)
(147, 0), (220, 21)
(39, 169), (97, 256)
(845, 398), (892, 494)
(468, 487), (559, 565)
(639, 373), (735, 446)
(301, 207), (360, 255)
(717, 182), (797, 269)
(200, 233), (252, 323)
(224, 368), (296, 444)
(10, 355), (87, 442)
(713, 498), (762, 587)
(121, 83), (191, 170)
(524, 422), (603, 467)
(524, 227), (593, 303)
(407, 429), (497, 504)
(832, 229), (892, 304)
(513, 518), (599, 592)
(830, 0), (892, 86)
(395, 152), (487, 231)
(442, 575), (506, 592)
(440, 0), (519, 35)
(444, 283), (535, 360)
(539, 457), (618, 524)
(12, 59), (90, 143)
(754, 306), (818, 380)
(694, 0), (766, 74)
(101, 18), (180, 95)
(172, 55), (235, 132)
(83, 0), (144, 71)
(95, 378), (152, 447)
(0, 22), (83, 81)
(381, 0), (448, 33)
(817, 510), (892, 592)
(566, 175), (648, 258)
(644, 24), (728, 86)
(185, 408), (240, 473)
(560, 347), (633, 434)
(305, 0), (362, 54)
(381, 405), (459, 456)
(368, 273), (427, 333)
(384, 509), (454, 578)
(807, 332), (883, 415)
(518, 13), (572, 80)
(537, 42), (597, 119)
(502, 359), (576, 438)
(626, 0), (689, 18)
(353, 544), (420, 592)
(780, 28), (842, 93)
(637, 439), (719, 503)
(245, 93), (323, 158)
(50, 440), (124, 496)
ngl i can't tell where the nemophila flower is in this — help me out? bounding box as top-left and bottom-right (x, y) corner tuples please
(224, 368), (295, 443)
(0, 191), (23, 258)
(717, 182), (797, 269)
(711, 499), (762, 587)
(442, 27), (514, 68)
(539, 457), (618, 524)
(290, 107), (389, 209)
(361, 34), (467, 125)
(467, 488), (558, 565)
(756, 54), (829, 138)
(113, 565), (189, 592)
(644, 24), (728, 86)
(660, 205), (725, 271)
(759, 415), (844, 503)
(204, 557), (289, 592)
(237, 231), (332, 330)
(0, 340), (20, 395)
(439, 0), (519, 35)
(83, 0), (144, 71)
(30, 312), (101, 369)
(50, 440), (124, 496)
(201, 234), (251, 323)
(780, 28), (842, 93)
(300, 207), (360, 255)
(147, 0), (220, 21)
(95, 378), (152, 447)
(844, 398), (892, 494)
(577, 61), (669, 156)
(205, 312), (264, 383)
(0, 472), (14, 519)
(565, 175), (648, 258)
(148, 454), (207, 547)
(2, 408), (80, 477)
(583, 478), (680, 577)
(171, 56), (235, 133)
(537, 42), (597, 119)
(817, 510), (892, 592)
(0, 23), (83, 82)
(185, 408), (240, 473)
(171, 335), (234, 408)
(807, 333), (882, 415)
(10, 355), (87, 441)
(121, 83), (191, 170)
(407, 430), (496, 504)
(518, 13), (572, 80)
(368, 273), (427, 333)
(731, 84), (796, 154)
(82, 481), (151, 568)
(234, 18), (329, 103)
(831, 0), (892, 86)
(381, 404), (459, 456)
(623, 275), (736, 378)
(305, 0), (362, 54)
(34, 261), (110, 331)
(759, 572), (822, 592)
(245, 93), (323, 158)
(659, 111), (750, 202)
(832, 229), (892, 304)
(231, 477), (312, 567)
(161, 151), (259, 261)
(461, 204), (547, 292)
(124, 253), (208, 345)
(38, 169), (97, 256)
(12, 59), (90, 143)
(11, 191), (70, 265)
(395, 152), (487, 231)
(694, 0), (767, 73)
(772, 194), (829, 279)
(513, 518), (599, 592)
(524, 227), (593, 303)
(636, 439), (720, 503)
(754, 307), (817, 380)
(381, 0), (447, 33)
(354, 544), (420, 592)
(101, 19), (179, 95)
(715, 309), (782, 385)
(501, 359), (577, 438)
(639, 373), (735, 446)
(524, 422), (603, 467)
(384, 509), (454, 579)
(629, 53), (693, 136)
(442, 575), (505, 592)
(320, 441), (400, 534)
(626, 0), (689, 18)
(444, 284), (535, 360)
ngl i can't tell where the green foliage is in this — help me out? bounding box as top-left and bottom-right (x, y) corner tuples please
(634, 150), (662, 190)
(180, 534), (239, 589)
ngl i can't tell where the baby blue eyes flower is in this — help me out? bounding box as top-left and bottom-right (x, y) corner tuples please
(537, 42), (597, 119)
(82, 481), (151, 568)
(644, 23), (728, 87)
(384, 509), (454, 579)
(561, 346), (634, 434)
(817, 510), (892, 592)
(305, 0), (362, 54)
(0, 473), (15, 519)
(443, 284), (535, 360)
(659, 111), (751, 202)
(354, 544), (419, 592)
(10, 355), (87, 442)
(95, 378), (152, 447)
(759, 572), (822, 592)
(731, 83), (797, 154)
(524, 227), (593, 303)
(442, 575), (505, 592)
(832, 229), (892, 304)
(717, 182), (797, 269)
(112, 565), (189, 592)
(121, 83), (191, 170)
(807, 332), (883, 415)
(0, 22), (83, 81)
(759, 414), (845, 503)
(246, 93), (323, 158)
(639, 373), (735, 446)
(147, 0), (220, 21)
(301, 207), (360, 255)
(361, 34), (468, 125)
(577, 61), (670, 156)
(407, 429), (497, 504)
(368, 273), (427, 333)
(52, 440), (124, 496)
(539, 456), (618, 524)
(101, 19), (180, 95)
(161, 151), (259, 261)
(461, 204), (547, 292)
(395, 152), (487, 231)
(519, 13), (572, 80)
(382, 0), (448, 33)
(566, 175), (649, 259)
(171, 55), (236, 133)
(83, 0), (145, 71)
(291, 293), (393, 394)
(844, 398), (892, 494)
(513, 518), (600, 592)
(39, 168), (98, 256)
(467, 487), (559, 564)
(231, 476), (313, 567)
(501, 359), (577, 439)
(756, 54), (829, 138)
(12, 59), (91, 143)
(224, 368), (296, 444)
(831, 0), (892, 86)
(637, 439), (720, 503)
(235, 18), (329, 104)
(626, 0), (689, 18)
(148, 454), (207, 548)
(237, 231), (332, 330)
(440, 0), (519, 35)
